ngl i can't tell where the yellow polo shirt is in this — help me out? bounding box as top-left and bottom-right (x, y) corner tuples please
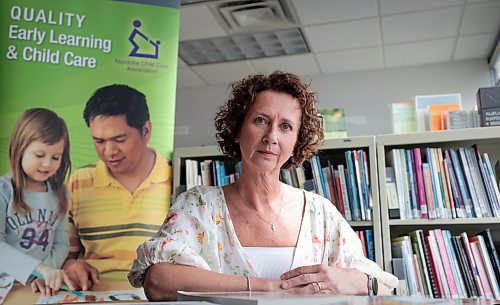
(68, 152), (171, 281)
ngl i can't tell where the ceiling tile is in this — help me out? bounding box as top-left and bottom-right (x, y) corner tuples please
(180, 3), (227, 41)
(385, 39), (455, 67)
(291, 0), (377, 26)
(454, 33), (494, 60)
(191, 61), (257, 85)
(315, 47), (384, 74)
(460, 1), (500, 35)
(379, 0), (464, 15)
(304, 18), (381, 52)
(382, 6), (462, 44)
(250, 53), (320, 76)
(177, 68), (206, 88)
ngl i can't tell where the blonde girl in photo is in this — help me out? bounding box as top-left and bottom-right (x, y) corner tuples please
(0, 108), (75, 296)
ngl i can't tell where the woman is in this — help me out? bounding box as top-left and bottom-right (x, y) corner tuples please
(128, 71), (398, 300)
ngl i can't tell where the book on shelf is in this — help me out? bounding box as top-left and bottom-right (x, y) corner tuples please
(426, 233), (448, 298)
(441, 230), (467, 298)
(365, 228), (375, 262)
(429, 103), (461, 131)
(390, 102), (416, 134)
(415, 93), (462, 132)
(337, 164), (352, 221)
(393, 229), (500, 298)
(479, 229), (500, 288)
(392, 236), (419, 296)
(385, 143), (500, 220)
(477, 86), (500, 127)
(452, 235), (479, 297)
(469, 239), (494, 299)
(446, 110), (469, 129)
(470, 235), (500, 299)
(408, 230), (433, 297)
(392, 257), (408, 295)
(405, 149), (419, 219)
(385, 167), (400, 219)
(460, 232), (486, 298)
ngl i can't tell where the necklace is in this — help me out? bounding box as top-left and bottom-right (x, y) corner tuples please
(236, 183), (284, 232)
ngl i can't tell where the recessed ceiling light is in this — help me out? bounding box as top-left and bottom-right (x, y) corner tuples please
(179, 28), (309, 65)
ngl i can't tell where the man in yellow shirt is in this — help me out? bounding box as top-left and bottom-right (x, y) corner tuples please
(63, 85), (171, 290)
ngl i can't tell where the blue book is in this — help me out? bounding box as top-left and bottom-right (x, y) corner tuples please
(359, 150), (372, 220)
(449, 149), (473, 218)
(365, 229), (375, 262)
(345, 151), (361, 221)
(405, 149), (419, 219)
(444, 154), (464, 217)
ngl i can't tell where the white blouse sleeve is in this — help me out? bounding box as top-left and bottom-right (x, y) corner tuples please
(128, 187), (216, 287)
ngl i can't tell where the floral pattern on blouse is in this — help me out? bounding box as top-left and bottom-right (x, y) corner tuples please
(128, 186), (398, 289)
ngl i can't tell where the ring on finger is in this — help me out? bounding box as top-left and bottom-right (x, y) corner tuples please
(317, 281), (323, 291)
(313, 281), (320, 293)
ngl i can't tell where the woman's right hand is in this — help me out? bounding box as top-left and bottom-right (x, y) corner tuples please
(35, 264), (76, 293)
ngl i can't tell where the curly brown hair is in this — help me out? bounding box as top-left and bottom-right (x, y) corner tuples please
(214, 71), (324, 169)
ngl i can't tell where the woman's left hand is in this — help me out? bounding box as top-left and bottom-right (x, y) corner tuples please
(279, 264), (367, 295)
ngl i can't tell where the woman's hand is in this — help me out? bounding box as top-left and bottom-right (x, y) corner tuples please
(279, 264), (368, 295)
(31, 278), (55, 297)
(35, 264), (76, 293)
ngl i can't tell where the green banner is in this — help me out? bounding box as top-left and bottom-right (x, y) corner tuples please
(0, 0), (179, 174)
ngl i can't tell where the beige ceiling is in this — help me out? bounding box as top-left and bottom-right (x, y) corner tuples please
(177, 0), (500, 88)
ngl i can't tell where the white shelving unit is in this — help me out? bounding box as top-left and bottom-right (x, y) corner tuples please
(376, 127), (500, 272)
(172, 136), (384, 267)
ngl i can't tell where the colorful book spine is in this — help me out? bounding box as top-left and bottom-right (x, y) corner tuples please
(449, 148), (473, 218)
(345, 151), (361, 221)
(360, 150), (372, 220)
(470, 240), (494, 299)
(337, 164), (352, 221)
(442, 230), (467, 297)
(470, 235), (500, 299)
(452, 235), (478, 297)
(426, 234), (446, 298)
(422, 163), (437, 219)
(460, 232), (486, 297)
(483, 153), (500, 217)
(479, 229), (500, 288)
(413, 148), (428, 219)
(433, 229), (458, 297)
(406, 149), (419, 219)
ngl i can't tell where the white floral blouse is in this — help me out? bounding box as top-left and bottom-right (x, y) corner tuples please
(128, 186), (398, 289)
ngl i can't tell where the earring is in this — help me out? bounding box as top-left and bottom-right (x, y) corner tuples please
(235, 138), (239, 143)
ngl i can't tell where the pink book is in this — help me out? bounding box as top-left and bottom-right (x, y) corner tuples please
(433, 229), (458, 297)
(413, 148), (428, 219)
(470, 241), (494, 299)
(460, 232), (486, 297)
(413, 253), (425, 295)
(425, 234), (445, 298)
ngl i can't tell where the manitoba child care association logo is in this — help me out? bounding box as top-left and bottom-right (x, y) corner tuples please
(115, 19), (167, 73)
(129, 20), (160, 59)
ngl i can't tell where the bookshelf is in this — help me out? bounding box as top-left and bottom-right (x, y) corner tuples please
(172, 136), (383, 267)
(376, 127), (500, 295)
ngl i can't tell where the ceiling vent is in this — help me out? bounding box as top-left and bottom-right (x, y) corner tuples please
(213, 0), (298, 34)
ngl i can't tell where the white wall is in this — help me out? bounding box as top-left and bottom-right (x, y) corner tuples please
(174, 59), (492, 148)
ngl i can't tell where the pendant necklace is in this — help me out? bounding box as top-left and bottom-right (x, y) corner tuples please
(236, 183), (284, 232)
